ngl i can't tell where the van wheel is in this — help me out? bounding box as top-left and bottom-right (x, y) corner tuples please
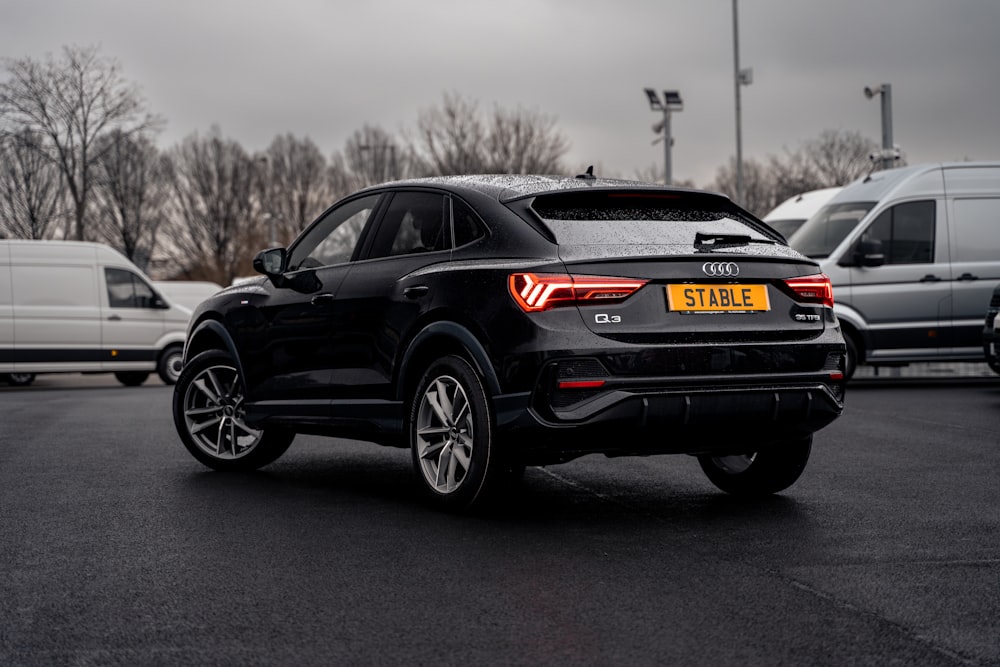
(157, 344), (184, 385)
(173, 349), (294, 471)
(698, 435), (812, 497)
(844, 334), (859, 381)
(115, 371), (149, 387)
(409, 355), (508, 511)
(4, 373), (36, 387)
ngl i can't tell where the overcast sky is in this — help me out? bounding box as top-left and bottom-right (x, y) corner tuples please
(2, 0), (999, 188)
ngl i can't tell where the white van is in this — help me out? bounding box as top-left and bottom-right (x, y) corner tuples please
(763, 186), (842, 239)
(789, 161), (1000, 378)
(0, 240), (191, 387)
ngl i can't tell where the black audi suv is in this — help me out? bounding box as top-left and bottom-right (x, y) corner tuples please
(172, 173), (846, 510)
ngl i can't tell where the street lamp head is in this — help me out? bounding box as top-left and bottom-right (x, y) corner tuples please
(644, 88), (663, 110)
(663, 90), (684, 111)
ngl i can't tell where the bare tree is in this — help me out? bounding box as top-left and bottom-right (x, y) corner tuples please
(340, 125), (410, 188)
(804, 129), (879, 186)
(0, 129), (64, 239)
(415, 93), (488, 175)
(413, 93), (571, 176)
(708, 157), (773, 217)
(258, 134), (335, 245)
(166, 127), (260, 284)
(484, 105), (568, 174)
(90, 129), (170, 269)
(0, 44), (161, 241)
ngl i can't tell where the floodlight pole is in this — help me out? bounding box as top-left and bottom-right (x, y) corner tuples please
(644, 88), (683, 185)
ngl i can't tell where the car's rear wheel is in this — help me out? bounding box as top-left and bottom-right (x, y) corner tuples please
(409, 355), (508, 511)
(173, 349), (293, 471)
(697, 435), (812, 496)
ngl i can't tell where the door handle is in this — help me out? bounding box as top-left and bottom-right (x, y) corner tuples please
(919, 274), (941, 282)
(107, 314), (122, 321)
(310, 293), (335, 305)
(957, 272), (978, 281)
(404, 286), (429, 299)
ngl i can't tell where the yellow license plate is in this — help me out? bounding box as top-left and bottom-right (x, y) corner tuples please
(666, 284), (770, 312)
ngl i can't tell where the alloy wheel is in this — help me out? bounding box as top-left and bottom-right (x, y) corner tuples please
(181, 363), (262, 459)
(414, 374), (474, 494)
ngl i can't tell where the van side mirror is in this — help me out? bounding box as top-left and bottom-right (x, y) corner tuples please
(253, 248), (287, 277)
(853, 238), (885, 267)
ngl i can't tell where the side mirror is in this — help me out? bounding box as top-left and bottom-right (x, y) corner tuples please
(854, 238), (885, 267)
(253, 248), (287, 277)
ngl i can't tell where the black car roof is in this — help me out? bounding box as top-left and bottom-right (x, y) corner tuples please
(361, 174), (716, 204)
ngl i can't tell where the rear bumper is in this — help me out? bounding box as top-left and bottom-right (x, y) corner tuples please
(496, 375), (844, 465)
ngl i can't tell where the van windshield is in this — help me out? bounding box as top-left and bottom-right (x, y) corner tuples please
(789, 201), (876, 258)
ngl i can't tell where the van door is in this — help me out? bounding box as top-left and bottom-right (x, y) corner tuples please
(946, 197), (1000, 352)
(100, 267), (167, 369)
(844, 199), (950, 361)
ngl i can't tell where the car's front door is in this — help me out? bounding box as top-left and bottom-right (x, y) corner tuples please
(240, 194), (382, 408)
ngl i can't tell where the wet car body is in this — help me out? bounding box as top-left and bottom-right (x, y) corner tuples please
(174, 174), (847, 509)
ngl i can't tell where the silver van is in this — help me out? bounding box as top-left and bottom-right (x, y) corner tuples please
(0, 240), (191, 386)
(789, 162), (1000, 378)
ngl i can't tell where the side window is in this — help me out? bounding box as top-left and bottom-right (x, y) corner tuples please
(105, 268), (157, 308)
(860, 200), (935, 265)
(369, 192), (447, 259)
(452, 197), (486, 247)
(287, 195), (380, 270)
(951, 198), (1000, 262)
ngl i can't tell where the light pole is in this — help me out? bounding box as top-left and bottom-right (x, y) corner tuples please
(644, 88), (683, 185)
(732, 0), (753, 206)
(864, 83), (895, 170)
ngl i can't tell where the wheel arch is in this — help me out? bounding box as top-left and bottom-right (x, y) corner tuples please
(396, 320), (502, 404)
(833, 304), (869, 363)
(184, 318), (245, 379)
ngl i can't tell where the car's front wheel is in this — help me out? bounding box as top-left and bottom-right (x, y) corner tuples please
(409, 355), (508, 511)
(697, 435), (812, 496)
(172, 350), (294, 471)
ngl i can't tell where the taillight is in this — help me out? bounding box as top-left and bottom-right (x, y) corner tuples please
(783, 273), (834, 308)
(509, 273), (648, 312)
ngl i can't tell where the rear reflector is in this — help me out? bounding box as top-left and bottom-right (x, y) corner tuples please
(557, 380), (607, 389)
(509, 273), (648, 312)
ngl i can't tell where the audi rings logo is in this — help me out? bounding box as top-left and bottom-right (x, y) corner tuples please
(702, 262), (740, 277)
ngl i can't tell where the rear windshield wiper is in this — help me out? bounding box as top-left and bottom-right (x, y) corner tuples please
(694, 232), (779, 249)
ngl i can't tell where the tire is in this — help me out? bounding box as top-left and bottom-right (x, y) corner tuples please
(172, 349), (294, 471)
(157, 344), (184, 385)
(4, 373), (36, 387)
(844, 333), (859, 381)
(698, 435), (812, 497)
(115, 371), (149, 386)
(409, 355), (508, 511)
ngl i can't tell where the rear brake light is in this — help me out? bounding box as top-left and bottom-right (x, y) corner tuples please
(783, 273), (834, 308)
(509, 273), (648, 312)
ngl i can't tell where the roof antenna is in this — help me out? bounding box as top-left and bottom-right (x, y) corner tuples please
(576, 165), (595, 180)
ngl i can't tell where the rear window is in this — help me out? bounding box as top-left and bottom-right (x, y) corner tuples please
(530, 191), (776, 245)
